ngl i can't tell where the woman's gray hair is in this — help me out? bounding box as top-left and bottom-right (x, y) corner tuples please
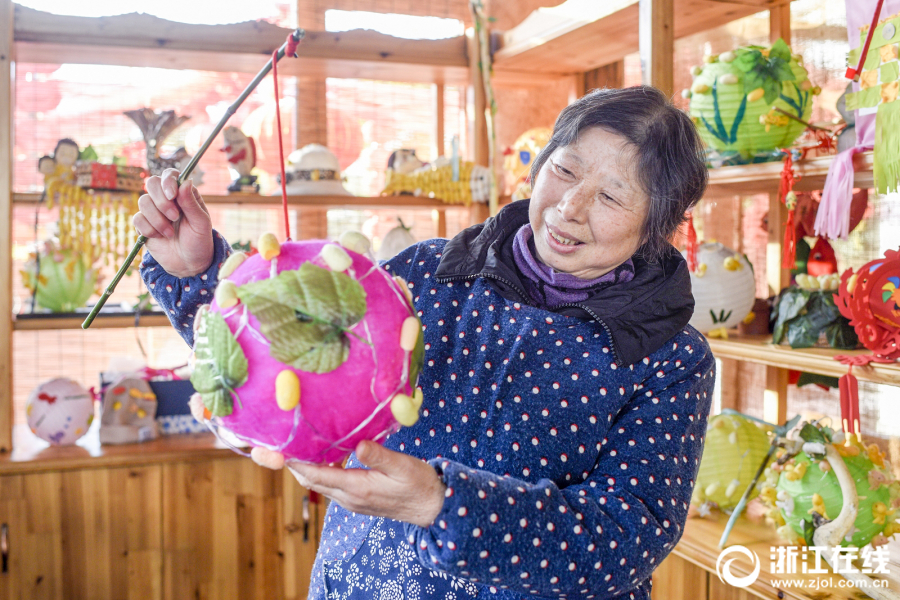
(530, 86), (707, 262)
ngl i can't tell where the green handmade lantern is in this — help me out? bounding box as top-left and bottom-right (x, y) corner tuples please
(687, 39), (818, 160)
(21, 241), (98, 312)
(763, 444), (899, 548)
(692, 413), (772, 510)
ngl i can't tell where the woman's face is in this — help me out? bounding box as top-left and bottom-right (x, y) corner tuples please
(528, 127), (651, 279)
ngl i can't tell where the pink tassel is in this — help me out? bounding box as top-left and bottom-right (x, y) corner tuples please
(817, 146), (870, 240)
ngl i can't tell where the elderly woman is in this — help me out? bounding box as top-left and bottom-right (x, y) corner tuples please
(138, 86), (715, 600)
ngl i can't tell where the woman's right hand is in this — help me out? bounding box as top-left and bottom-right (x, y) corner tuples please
(133, 168), (215, 278)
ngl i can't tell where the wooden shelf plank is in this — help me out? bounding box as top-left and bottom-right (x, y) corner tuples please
(13, 192), (469, 209)
(0, 426), (238, 474)
(9, 5), (511, 86)
(493, 0), (790, 74)
(675, 512), (900, 599)
(705, 152), (875, 195)
(13, 313), (171, 330)
(707, 334), (900, 386)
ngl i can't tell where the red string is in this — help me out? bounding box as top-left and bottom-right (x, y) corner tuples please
(272, 49), (291, 241)
(285, 31), (301, 57)
(782, 208), (797, 270)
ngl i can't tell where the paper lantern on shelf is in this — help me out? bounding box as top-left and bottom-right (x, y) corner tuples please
(834, 248), (900, 361)
(687, 39), (816, 159)
(20, 240), (99, 313)
(685, 242), (756, 334)
(190, 237), (424, 464)
(692, 413), (772, 510)
(766, 447), (899, 548)
(26, 378), (95, 445)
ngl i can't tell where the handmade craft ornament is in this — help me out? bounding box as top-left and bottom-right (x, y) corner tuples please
(221, 126), (260, 193)
(26, 377), (94, 445)
(684, 242), (755, 336)
(281, 144), (352, 196)
(845, 11), (900, 194)
(687, 39), (817, 159)
(99, 376), (159, 444)
(21, 240), (100, 312)
(692, 414), (772, 510)
(190, 236), (425, 464)
(763, 442), (899, 548)
(503, 127), (551, 201)
(382, 157), (490, 205)
(376, 219), (417, 262)
(834, 248), (900, 361)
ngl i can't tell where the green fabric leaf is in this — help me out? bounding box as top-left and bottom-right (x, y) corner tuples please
(772, 59), (796, 82)
(237, 263), (367, 373)
(735, 49), (762, 77)
(799, 422), (826, 444)
(881, 62), (899, 84)
(769, 38), (791, 63)
(772, 288), (811, 343)
(409, 319), (425, 389)
(191, 311), (248, 417)
(763, 79), (781, 105)
(824, 320), (859, 349)
(802, 518), (816, 546)
(796, 372), (840, 389)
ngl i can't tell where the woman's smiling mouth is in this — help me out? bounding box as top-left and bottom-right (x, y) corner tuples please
(546, 224), (583, 249)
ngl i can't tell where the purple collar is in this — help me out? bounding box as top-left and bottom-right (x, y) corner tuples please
(511, 224), (634, 309)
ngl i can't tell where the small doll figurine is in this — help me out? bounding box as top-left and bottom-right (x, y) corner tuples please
(222, 126), (259, 193)
(38, 138), (80, 186)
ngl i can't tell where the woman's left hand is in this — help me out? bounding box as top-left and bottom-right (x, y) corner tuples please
(252, 441), (447, 528)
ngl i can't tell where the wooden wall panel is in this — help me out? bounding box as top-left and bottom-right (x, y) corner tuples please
(162, 459), (284, 600)
(651, 554), (709, 600)
(0, 466), (162, 600)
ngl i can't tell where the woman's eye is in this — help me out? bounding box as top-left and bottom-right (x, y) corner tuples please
(552, 161), (573, 177)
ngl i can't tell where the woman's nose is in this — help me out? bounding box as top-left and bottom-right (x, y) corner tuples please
(557, 191), (588, 222)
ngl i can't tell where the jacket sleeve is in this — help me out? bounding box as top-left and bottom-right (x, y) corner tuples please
(403, 335), (716, 598)
(140, 230), (232, 346)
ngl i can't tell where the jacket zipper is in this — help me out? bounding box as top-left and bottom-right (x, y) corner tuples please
(434, 273), (623, 366)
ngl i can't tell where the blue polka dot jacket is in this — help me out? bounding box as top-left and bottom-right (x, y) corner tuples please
(141, 201), (716, 600)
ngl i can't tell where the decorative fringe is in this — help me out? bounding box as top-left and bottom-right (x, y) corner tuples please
(782, 208), (797, 270)
(685, 213), (698, 272)
(839, 368), (860, 436)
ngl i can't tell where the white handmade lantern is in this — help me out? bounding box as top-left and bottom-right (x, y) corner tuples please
(687, 242), (756, 334)
(26, 377), (95, 445)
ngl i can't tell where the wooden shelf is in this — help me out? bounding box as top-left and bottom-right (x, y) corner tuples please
(0, 425), (237, 474)
(11, 5), (486, 86)
(705, 152), (875, 195)
(676, 512), (900, 599)
(707, 334), (900, 387)
(13, 191), (468, 210)
(13, 312), (171, 330)
(493, 0), (789, 75)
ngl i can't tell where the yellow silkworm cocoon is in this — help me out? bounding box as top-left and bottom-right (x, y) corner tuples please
(339, 231), (371, 254)
(258, 232), (281, 260)
(251, 446), (285, 470)
(690, 81), (710, 94)
(747, 88), (765, 102)
(219, 251), (248, 279)
(718, 73), (739, 85)
(390, 393), (420, 427)
(400, 316), (420, 351)
(322, 244), (352, 271)
(725, 479), (740, 498)
(719, 50), (736, 63)
(704, 482), (720, 497)
(215, 280), (240, 309)
(411, 388), (423, 408)
(275, 370), (301, 411)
